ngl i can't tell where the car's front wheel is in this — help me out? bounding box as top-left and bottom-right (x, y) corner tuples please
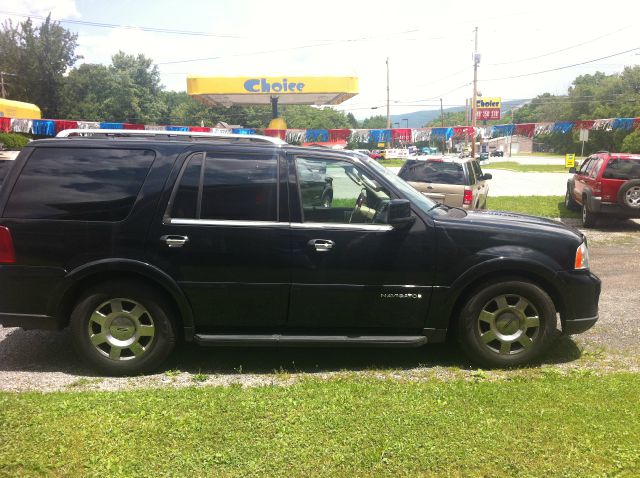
(70, 280), (176, 375)
(564, 188), (580, 211)
(457, 280), (556, 368)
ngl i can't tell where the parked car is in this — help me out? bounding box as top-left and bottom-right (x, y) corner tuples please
(490, 150), (504, 157)
(0, 130), (599, 374)
(565, 151), (640, 227)
(397, 157), (492, 209)
(477, 152), (489, 161)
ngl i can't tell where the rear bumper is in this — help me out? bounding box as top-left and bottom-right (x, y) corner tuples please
(588, 197), (640, 217)
(555, 270), (601, 335)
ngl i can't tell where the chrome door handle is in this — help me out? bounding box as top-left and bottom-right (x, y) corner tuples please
(161, 235), (189, 248)
(308, 239), (335, 252)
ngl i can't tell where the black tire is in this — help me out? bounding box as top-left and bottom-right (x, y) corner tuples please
(70, 280), (176, 376)
(617, 179), (640, 212)
(564, 188), (580, 211)
(581, 202), (598, 228)
(457, 280), (556, 368)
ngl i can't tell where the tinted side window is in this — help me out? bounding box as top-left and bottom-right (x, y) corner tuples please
(201, 154), (277, 221)
(0, 160), (13, 186)
(4, 148), (155, 221)
(579, 157), (593, 175)
(603, 158), (640, 180)
(399, 161), (466, 185)
(589, 158), (604, 179)
(172, 153), (203, 219)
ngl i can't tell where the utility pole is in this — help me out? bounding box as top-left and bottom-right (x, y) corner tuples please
(386, 57), (390, 130)
(440, 97), (445, 154)
(471, 27), (479, 158)
(0, 72), (17, 99)
(0, 72), (7, 98)
(509, 108), (514, 157)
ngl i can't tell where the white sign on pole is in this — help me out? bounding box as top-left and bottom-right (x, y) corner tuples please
(579, 128), (589, 142)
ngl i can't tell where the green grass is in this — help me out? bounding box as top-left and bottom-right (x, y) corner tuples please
(488, 195), (581, 218)
(379, 159), (406, 167)
(485, 161), (575, 173)
(1, 373), (638, 476)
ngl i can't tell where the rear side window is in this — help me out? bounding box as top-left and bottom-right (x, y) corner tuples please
(171, 152), (278, 221)
(603, 158), (640, 180)
(399, 161), (467, 185)
(4, 148), (155, 221)
(0, 160), (13, 186)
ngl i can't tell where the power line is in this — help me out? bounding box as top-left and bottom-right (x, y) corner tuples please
(481, 47), (640, 82)
(0, 10), (247, 38)
(486, 26), (632, 66)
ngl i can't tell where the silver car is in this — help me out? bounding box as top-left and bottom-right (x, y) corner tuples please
(397, 157), (491, 209)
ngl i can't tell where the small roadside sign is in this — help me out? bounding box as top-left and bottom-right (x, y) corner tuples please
(377, 142), (385, 148)
(579, 128), (589, 142)
(565, 154), (576, 168)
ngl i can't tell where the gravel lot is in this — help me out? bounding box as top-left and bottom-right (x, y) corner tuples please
(1, 219), (638, 392)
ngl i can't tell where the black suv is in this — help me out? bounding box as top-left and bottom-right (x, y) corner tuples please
(0, 132), (600, 374)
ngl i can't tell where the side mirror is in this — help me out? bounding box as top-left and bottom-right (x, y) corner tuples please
(482, 173), (492, 180)
(569, 167), (576, 174)
(382, 199), (415, 229)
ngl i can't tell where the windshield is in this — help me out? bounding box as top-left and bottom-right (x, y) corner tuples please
(363, 157), (442, 214)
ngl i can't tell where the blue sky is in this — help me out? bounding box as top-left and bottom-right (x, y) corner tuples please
(3, 0), (640, 118)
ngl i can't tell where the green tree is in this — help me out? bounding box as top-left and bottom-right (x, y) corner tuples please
(361, 115), (387, 129)
(61, 52), (163, 123)
(621, 130), (640, 153)
(0, 15), (80, 117)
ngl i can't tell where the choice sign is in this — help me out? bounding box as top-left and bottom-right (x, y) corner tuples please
(243, 78), (305, 93)
(476, 97), (501, 121)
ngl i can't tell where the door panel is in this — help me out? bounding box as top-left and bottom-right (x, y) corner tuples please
(287, 155), (435, 331)
(149, 150), (290, 329)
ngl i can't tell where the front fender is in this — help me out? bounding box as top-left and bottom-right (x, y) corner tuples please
(427, 248), (565, 330)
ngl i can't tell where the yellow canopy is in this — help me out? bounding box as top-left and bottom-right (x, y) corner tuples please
(0, 98), (41, 119)
(187, 76), (358, 107)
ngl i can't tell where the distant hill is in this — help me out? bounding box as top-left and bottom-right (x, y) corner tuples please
(390, 99), (529, 128)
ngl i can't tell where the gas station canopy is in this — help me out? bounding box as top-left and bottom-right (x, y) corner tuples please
(187, 76), (358, 107)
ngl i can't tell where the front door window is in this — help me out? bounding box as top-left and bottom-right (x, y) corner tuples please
(295, 157), (391, 225)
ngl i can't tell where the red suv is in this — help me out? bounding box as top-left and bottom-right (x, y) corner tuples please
(565, 151), (640, 227)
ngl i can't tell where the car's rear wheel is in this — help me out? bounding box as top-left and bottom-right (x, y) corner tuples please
(457, 280), (556, 368)
(582, 203), (598, 227)
(564, 188), (580, 211)
(70, 281), (176, 375)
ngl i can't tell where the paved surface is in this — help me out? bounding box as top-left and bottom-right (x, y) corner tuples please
(0, 219), (638, 391)
(387, 166), (570, 196)
(482, 169), (571, 196)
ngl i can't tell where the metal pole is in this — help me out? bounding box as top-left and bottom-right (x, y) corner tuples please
(386, 57), (390, 130)
(0, 72), (5, 99)
(440, 98), (445, 154)
(509, 109), (514, 157)
(471, 27), (479, 158)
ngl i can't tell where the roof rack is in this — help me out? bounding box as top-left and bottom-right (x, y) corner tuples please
(55, 129), (287, 145)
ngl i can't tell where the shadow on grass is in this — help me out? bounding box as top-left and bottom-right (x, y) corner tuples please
(0, 327), (583, 376)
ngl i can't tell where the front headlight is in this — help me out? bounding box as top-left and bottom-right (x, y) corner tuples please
(574, 241), (590, 270)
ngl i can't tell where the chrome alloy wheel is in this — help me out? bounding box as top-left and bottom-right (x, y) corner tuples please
(625, 186), (640, 208)
(88, 298), (155, 360)
(476, 294), (541, 355)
